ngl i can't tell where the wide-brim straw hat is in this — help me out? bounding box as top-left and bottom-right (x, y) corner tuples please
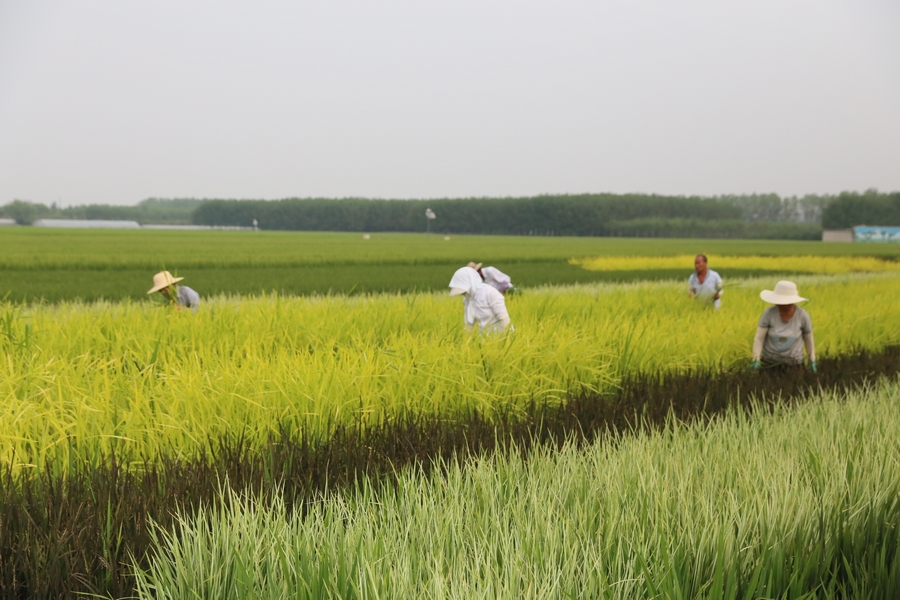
(760, 280), (807, 305)
(148, 270), (184, 294)
(466, 262), (483, 270)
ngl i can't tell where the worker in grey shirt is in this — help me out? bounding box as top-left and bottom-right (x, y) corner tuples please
(751, 280), (816, 371)
(148, 270), (200, 313)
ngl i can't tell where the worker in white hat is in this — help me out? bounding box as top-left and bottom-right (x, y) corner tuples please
(449, 265), (511, 333)
(467, 262), (515, 294)
(148, 271), (200, 313)
(751, 280), (816, 371)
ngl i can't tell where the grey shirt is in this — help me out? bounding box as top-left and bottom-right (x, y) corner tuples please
(758, 306), (812, 365)
(177, 286), (200, 313)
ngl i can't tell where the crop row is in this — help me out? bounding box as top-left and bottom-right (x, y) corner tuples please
(2, 230), (900, 271)
(2, 273), (899, 471)
(3, 346), (899, 599)
(132, 381), (900, 599)
(573, 254), (900, 273)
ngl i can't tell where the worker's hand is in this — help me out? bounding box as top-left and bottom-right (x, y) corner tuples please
(809, 360), (817, 374)
(750, 360), (761, 370)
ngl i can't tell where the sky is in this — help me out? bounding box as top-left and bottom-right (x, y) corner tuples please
(1, 0), (898, 207)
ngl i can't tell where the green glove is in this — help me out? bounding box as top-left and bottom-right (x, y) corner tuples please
(750, 360), (761, 370)
(810, 360), (817, 373)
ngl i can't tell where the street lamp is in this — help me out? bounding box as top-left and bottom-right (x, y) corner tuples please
(425, 208), (436, 233)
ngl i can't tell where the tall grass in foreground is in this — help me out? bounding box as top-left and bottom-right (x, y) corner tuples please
(1, 273), (899, 471)
(2, 349), (897, 598)
(134, 381), (900, 600)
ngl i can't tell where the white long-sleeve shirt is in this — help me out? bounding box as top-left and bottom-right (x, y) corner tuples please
(481, 266), (512, 293)
(464, 286), (510, 332)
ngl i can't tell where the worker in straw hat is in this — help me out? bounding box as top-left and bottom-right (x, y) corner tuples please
(148, 271), (200, 313)
(466, 262), (516, 294)
(449, 265), (511, 333)
(751, 280), (816, 372)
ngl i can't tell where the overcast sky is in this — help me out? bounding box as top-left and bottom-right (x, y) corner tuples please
(1, 1), (898, 206)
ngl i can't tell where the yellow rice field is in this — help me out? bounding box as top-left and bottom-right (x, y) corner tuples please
(1, 272), (899, 471)
(572, 254), (900, 273)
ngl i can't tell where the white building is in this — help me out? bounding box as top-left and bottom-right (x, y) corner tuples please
(822, 229), (853, 242)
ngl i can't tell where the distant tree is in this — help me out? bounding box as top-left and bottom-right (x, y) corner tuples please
(1, 200), (50, 225)
(821, 190), (900, 228)
(0, 198), (204, 225)
(715, 193), (832, 223)
(191, 194), (745, 235)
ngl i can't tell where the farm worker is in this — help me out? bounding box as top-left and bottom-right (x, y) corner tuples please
(466, 262), (515, 294)
(148, 271), (200, 313)
(688, 254), (723, 309)
(449, 266), (511, 333)
(751, 280), (816, 372)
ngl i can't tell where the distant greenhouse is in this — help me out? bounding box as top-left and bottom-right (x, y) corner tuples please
(28, 219), (255, 231)
(32, 219), (141, 229)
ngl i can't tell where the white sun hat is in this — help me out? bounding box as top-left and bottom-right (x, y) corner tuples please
(148, 270), (184, 294)
(448, 266), (483, 296)
(760, 280), (807, 305)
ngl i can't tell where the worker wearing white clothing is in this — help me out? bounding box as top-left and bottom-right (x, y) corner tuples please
(466, 262), (515, 294)
(448, 266), (511, 333)
(688, 254), (723, 309)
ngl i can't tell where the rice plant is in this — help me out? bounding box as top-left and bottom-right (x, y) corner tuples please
(133, 381), (900, 599)
(2, 229), (899, 272)
(0, 345), (897, 599)
(2, 273), (899, 471)
(573, 253), (900, 273)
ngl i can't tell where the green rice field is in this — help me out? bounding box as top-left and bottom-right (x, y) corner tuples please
(2, 228), (900, 597)
(2, 228), (899, 302)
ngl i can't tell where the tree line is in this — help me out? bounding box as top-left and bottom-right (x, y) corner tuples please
(190, 193), (839, 238)
(0, 198), (201, 225)
(821, 190), (900, 229)
(3, 190), (898, 238)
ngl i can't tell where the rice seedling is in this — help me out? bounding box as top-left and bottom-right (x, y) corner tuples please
(1, 273), (899, 471)
(132, 380), (900, 599)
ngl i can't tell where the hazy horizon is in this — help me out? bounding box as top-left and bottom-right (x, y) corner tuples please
(2, 1), (898, 208)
